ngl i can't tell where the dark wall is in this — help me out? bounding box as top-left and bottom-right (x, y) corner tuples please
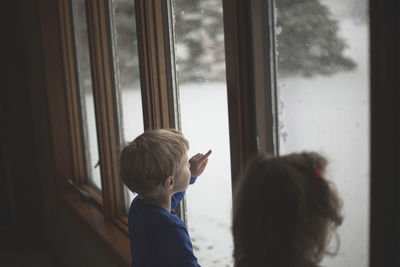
(1, 1), (122, 266)
(0, 143), (10, 227)
(1, 0), (45, 248)
(369, 0), (400, 266)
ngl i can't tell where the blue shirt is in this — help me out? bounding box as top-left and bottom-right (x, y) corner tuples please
(128, 178), (200, 267)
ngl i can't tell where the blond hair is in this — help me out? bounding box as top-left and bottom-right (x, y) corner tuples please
(119, 129), (189, 196)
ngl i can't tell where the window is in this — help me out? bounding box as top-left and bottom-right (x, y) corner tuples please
(108, 0), (143, 213)
(50, 0), (373, 266)
(275, 1), (370, 266)
(248, 0), (370, 266)
(171, 0), (233, 265)
(71, 0), (102, 194)
(56, 0), (238, 265)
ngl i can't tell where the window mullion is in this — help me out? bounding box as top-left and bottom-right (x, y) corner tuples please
(85, 0), (122, 219)
(251, 0), (279, 155)
(222, 0), (258, 186)
(58, 0), (88, 189)
(135, 0), (174, 130)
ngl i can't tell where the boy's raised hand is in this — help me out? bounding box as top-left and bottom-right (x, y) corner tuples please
(189, 150), (212, 178)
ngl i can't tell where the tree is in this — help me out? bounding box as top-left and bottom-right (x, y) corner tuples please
(110, 0), (140, 87)
(112, 0), (358, 85)
(275, 0), (356, 77)
(173, 0), (225, 83)
(174, 0), (356, 81)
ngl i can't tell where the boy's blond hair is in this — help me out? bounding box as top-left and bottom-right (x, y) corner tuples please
(119, 129), (189, 196)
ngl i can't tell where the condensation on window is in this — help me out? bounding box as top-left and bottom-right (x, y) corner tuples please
(275, 0), (369, 266)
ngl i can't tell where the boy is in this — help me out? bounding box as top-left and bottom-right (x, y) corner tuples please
(119, 129), (211, 267)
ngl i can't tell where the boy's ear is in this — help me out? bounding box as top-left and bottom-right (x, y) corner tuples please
(164, 176), (174, 190)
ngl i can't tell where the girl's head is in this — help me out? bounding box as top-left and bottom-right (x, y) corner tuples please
(233, 152), (343, 267)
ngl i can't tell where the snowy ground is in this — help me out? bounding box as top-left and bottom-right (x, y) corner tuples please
(179, 83), (234, 267)
(178, 17), (369, 267)
(278, 18), (369, 267)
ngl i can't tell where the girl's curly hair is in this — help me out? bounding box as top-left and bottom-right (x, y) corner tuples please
(232, 152), (343, 267)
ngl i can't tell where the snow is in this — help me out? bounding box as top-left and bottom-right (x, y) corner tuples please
(176, 14), (369, 267)
(278, 19), (369, 267)
(179, 83), (234, 266)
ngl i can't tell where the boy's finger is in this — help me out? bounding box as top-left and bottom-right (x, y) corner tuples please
(198, 160), (208, 173)
(199, 158), (209, 169)
(200, 150), (212, 161)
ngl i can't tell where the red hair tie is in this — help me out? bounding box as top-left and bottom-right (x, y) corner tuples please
(315, 169), (322, 179)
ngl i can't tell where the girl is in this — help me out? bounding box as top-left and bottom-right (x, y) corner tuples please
(232, 152), (343, 267)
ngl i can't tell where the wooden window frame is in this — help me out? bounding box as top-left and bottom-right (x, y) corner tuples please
(48, 0), (252, 263)
(225, 0), (400, 266)
(41, 0), (177, 265)
(223, 0), (258, 187)
(135, 0), (175, 130)
(42, 0), (400, 266)
(369, 0), (400, 266)
(41, 0), (258, 264)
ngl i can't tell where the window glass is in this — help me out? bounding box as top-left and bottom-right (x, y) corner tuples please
(71, 0), (102, 192)
(108, 0), (142, 212)
(171, 0), (233, 265)
(275, 0), (369, 266)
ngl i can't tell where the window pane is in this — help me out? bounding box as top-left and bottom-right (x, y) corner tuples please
(71, 0), (102, 192)
(171, 0), (233, 266)
(108, 0), (142, 211)
(275, 0), (369, 266)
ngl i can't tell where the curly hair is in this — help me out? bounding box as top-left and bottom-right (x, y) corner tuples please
(232, 152), (343, 267)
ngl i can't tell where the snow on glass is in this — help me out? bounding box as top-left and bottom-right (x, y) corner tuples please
(276, 0), (369, 266)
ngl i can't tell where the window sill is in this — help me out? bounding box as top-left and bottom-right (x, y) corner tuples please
(61, 190), (131, 267)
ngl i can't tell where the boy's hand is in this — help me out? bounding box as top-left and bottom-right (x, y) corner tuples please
(189, 150), (212, 178)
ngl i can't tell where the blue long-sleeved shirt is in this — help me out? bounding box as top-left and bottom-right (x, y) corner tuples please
(128, 178), (200, 267)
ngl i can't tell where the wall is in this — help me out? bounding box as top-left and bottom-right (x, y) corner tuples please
(1, 1), (123, 266)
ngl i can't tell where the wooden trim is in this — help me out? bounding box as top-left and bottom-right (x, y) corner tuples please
(59, 0), (88, 187)
(81, 183), (105, 207)
(58, 0), (105, 205)
(41, 0), (130, 264)
(39, 0), (73, 195)
(222, 0), (258, 187)
(135, 0), (173, 130)
(251, 0), (279, 155)
(369, 0), (400, 266)
(62, 189), (130, 266)
(85, 0), (123, 218)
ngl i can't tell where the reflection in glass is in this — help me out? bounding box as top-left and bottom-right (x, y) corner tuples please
(108, 0), (143, 212)
(172, 0), (233, 266)
(275, 0), (369, 266)
(71, 0), (102, 192)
